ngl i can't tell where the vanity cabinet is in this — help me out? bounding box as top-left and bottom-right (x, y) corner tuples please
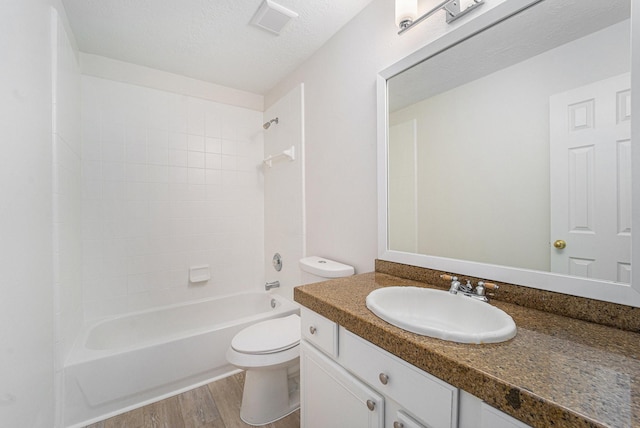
(300, 307), (532, 428)
(301, 341), (384, 428)
(301, 308), (456, 428)
(478, 402), (530, 428)
(339, 328), (458, 428)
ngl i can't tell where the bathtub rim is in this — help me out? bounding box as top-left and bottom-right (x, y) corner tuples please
(65, 291), (299, 367)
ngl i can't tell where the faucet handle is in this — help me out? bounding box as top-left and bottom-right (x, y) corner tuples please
(476, 281), (499, 298)
(479, 281), (499, 290)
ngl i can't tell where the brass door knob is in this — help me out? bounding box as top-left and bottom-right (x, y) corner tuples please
(553, 240), (567, 249)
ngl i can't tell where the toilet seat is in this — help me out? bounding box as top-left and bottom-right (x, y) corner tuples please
(232, 314), (300, 355)
(226, 314), (301, 370)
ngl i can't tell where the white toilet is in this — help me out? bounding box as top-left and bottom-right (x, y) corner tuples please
(226, 256), (354, 426)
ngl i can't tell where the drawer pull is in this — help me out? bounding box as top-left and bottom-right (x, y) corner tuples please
(366, 400), (376, 411)
(379, 373), (389, 385)
(309, 326), (317, 335)
(393, 422), (404, 428)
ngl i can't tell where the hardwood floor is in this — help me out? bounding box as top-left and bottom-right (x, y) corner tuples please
(85, 372), (300, 428)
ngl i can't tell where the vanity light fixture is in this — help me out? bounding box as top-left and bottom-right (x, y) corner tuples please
(396, 0), (485, 34)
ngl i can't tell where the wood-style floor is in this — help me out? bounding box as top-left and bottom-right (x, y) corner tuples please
(85, 372), (300, 428)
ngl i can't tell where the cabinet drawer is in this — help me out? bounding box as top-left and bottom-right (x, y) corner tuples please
(339, 329), (458, 428)
(301, 307), (338, 357)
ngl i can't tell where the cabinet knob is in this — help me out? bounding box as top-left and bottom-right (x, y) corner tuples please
(378, 373), (389, 385)
(393, 422), (404, 428)
(309, 326), (316, 335)
(366, 400), (376, 411)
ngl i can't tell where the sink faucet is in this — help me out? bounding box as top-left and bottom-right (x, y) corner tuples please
(440, 274), (498, 302)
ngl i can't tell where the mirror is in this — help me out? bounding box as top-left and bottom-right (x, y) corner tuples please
(378, 0), (640, 306)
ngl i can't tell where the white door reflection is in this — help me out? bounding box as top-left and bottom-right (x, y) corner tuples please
(549, 74), (631, 282)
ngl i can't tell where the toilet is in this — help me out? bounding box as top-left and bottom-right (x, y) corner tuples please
(226, 256), (354, 426)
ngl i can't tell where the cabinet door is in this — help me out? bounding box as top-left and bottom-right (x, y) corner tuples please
(301, 341), (384, 428)
(386, 400), (429, 428)
(481, 403), (531, 428)
(396, 410), (428, 428)
(339, 329), (457, 428)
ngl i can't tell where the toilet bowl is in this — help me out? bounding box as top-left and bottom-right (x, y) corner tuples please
(227, 256), (354, 426)
(226, 314), (301, 426)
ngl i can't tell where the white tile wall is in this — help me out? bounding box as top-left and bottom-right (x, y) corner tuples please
(81, 76), (265, 319)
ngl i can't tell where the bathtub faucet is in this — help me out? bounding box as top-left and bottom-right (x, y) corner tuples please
(265, 280), (280, 291)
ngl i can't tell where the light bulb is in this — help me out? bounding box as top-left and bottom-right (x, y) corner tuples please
(395, 0), (417, 28)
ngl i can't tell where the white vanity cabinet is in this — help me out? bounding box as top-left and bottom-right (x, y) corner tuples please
(300, 307), (533, 428)
(339, 328), (458, 428)
(479, 402), (531, 428)
(300, 308), (456, 428)
(301, 341), (384, 428)
(300, 308), (383, 427)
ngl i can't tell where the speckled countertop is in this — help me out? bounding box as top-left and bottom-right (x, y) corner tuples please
(294, 272), (640, 428)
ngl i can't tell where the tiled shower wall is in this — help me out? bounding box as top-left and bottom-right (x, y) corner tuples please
(81, 76), (265, 320)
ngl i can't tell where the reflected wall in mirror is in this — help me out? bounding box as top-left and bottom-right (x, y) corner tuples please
(386, 0), (631, 284)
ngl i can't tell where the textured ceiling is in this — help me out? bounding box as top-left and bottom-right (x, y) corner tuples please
(62, 0), (374, 94)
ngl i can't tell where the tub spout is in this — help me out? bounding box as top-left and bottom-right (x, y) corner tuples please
(265, 280), (280, 291)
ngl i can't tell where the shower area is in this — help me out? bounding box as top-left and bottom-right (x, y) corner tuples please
(48, 9), (305, 426)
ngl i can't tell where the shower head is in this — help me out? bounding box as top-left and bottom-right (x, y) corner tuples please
(263, 117), (279, 129)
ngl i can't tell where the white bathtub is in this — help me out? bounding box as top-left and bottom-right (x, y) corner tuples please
(63, 292), (299, 427)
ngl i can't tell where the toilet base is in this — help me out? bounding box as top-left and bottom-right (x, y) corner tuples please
(239, 364), (300, 426)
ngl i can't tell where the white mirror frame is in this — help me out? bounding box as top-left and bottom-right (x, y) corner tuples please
(377, 0), (640, 307)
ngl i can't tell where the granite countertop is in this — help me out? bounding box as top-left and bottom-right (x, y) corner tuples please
(293, 272), (640, 428)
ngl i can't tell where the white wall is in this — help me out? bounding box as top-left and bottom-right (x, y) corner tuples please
(0, 1), (64, 426)
(80, 71), (265, 319)
(264, 84), (305, 298)
(388, 119), (417, 253)
(51, 6), (82, 426)
(266, 0), (510, 274)
(81, 53), (263, 112)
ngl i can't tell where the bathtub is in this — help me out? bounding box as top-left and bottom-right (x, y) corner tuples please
(63, 292), (299, 427)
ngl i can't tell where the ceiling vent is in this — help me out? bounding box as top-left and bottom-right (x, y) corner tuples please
(251, 0), (299, 35)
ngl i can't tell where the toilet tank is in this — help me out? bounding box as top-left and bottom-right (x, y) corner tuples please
(299, 256), (355, 284)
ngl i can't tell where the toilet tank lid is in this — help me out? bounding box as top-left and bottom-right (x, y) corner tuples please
(299, 256), (354, 278)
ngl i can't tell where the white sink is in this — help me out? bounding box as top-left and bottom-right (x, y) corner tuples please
(366, 286), (516, 344)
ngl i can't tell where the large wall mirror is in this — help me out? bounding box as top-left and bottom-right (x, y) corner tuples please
(377, 0), (640, 307)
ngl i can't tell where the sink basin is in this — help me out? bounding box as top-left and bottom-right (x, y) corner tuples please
(366, 286), (516, 344)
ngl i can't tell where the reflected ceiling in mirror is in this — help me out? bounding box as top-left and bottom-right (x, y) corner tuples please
(386, 0), (631, 284)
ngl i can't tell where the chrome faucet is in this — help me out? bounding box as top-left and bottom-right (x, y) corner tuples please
(448, 276), (462, 293)
(441, 274), (498, 302)
(265, 280), (280, 291)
